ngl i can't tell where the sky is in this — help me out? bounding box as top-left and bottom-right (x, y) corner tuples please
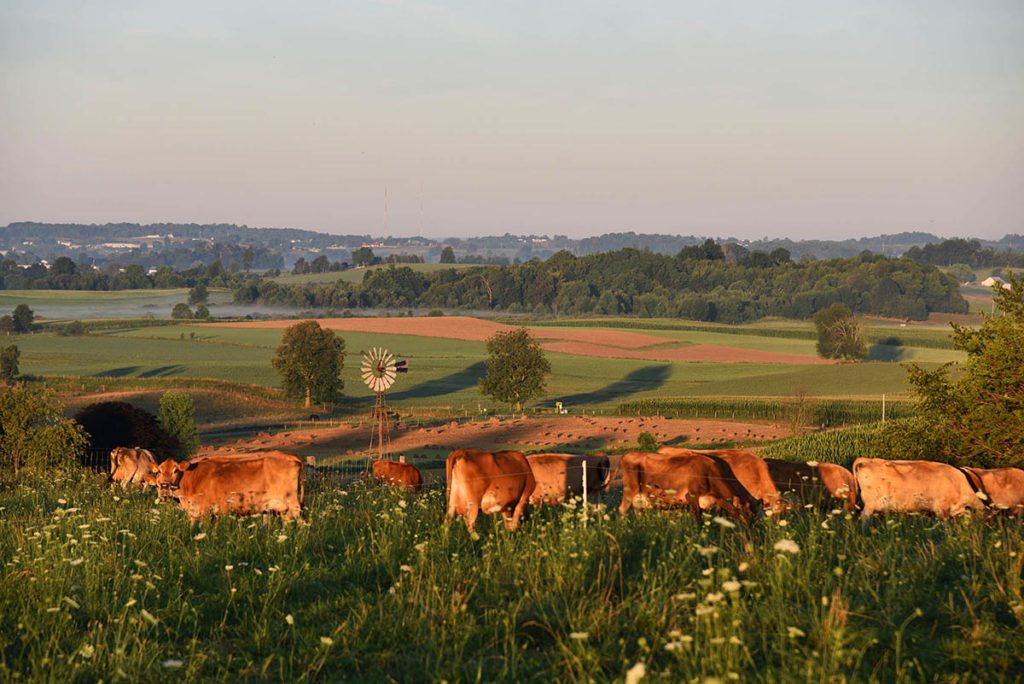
(1, 1), (1022, 241)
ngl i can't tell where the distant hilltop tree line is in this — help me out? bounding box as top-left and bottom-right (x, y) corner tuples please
(902, 238), (1024, 270)
(0, 256), (251, 291)
(233, 244), (968, 323)
(6, 221), (1024, 267)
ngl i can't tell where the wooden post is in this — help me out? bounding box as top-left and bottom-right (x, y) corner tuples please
(582, 460), (588, 528)
(881, 394), (886, 425)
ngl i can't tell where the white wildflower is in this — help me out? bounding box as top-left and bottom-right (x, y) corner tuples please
(69, 557), (84, 566)
(722, 580), (741, 593)
(712, 516), (735, 529)
(224, 565), (234, 571)
(569, 632), (589, 640)
(140, 609), (158, 626)
(285, 614), (294, 625)
(787, 626), (806, 638)
(277, 534), (288, 543)
(625, 662), (646, 684)
(705, 592), (724, 603)
(738, 562), (749, 572)
(161, 659), (183, 669)
(193, 533), (207, 541)
(320, 636), (334, 646)
(729, 636), (743, 645)
(62, 597), (80, 609)
(774, 539), (800, 554)
(78, 644), (95, 659)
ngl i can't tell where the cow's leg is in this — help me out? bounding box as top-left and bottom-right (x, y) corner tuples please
(508, 495), (530, 531)
(618, 485), (633, 515)
(464, 502), (479, 532)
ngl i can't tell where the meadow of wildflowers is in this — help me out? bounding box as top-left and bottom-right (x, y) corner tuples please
(1, 470), (1022, 682)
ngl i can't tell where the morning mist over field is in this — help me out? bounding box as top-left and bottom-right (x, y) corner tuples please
(1, 1), (1021, 240)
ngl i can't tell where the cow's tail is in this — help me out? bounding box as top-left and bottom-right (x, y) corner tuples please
(956, 466), (989, 511)
(445, 451), (456, 519)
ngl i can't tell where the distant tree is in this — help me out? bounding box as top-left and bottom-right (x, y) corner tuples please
(0, 316), (14, 336)
(159, 391), (199, 456)
(51, 256), (77, 276)
(59, 320), (87, 336)
(194, 303), (211, 319)
(440, 246), (456, 264)
(813, 303), (866, 360)
(885, 274), (1024, 467)
(242, 248), (255, 272)
(188, 283), (208, 304)
(272, 321), (346, 408)
(637, 431), (658, 451)
(352, 247), (376, 267)
(479, 328), (551, 412)
(171, 303), (194, 319)
(0, 345), (19, 384)
(12, 305), (33, 334)
(0, 384), (87, 478)
(311, 255), (330, 273)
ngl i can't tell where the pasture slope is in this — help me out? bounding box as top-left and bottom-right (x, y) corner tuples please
(0, 471), (1021, 681)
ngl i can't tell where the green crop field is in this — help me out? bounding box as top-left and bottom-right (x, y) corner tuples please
(0, 289), (236, 322)
(12, 324), (944, 418)
(1, 471), (1020, 682)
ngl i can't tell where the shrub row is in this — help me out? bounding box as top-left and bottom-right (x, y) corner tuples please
(616, 397), (916, 427)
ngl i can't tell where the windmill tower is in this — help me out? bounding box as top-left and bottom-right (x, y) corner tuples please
(361, 347), (407, 463)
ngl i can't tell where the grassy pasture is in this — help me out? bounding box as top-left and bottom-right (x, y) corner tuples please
(1, 471), (1021, 682)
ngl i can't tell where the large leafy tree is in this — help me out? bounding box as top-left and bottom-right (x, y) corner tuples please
(12, 304), (33, 334)
(272, 321), (346, 408)
(0, 345), (18, 384)
(0, 384), (87, 478)
(159, 391), (200, 457)
(479, 328), (551, 412)
(813, 303), (866, 360)
(896, 275), (1024, 466)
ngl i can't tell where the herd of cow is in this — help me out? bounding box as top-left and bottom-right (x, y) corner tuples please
(108, 444), (1024, 530)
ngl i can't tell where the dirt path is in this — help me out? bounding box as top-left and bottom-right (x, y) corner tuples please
(204, 414), (792, 462)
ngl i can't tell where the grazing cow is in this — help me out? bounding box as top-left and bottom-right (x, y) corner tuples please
(764, 459), (858, 511)
(372, 459), (423, 493)
(446, 449), (535, 531)
(110, 447), (158, 489)
(962, 467), (1024, 514)
(853, 458), (986, 518)
(526, 453), (611, 505)
(150, 451), (305, 521)
(657, 447), (782, 510)
(615, 451), (758, 521)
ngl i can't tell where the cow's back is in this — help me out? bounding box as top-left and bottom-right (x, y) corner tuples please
(854, 458), (983, 517)
(373, 459), (423, 492)
(660, 447), (777, 508)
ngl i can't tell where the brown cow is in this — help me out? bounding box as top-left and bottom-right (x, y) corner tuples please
(962, 467), (1024, 514)
(658, 447), (783, 510)
(526, 453), (611, 505)
(446, 449), (535, 531)
(853, 458), (986, 518)
(764, 459), (858, 511)
(110, 447), (158, 489)
(615, 451), (758, 521)
(372, 459), (423, 492)
(150, 451), (305, 521)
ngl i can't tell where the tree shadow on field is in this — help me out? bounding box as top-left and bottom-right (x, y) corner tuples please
(553, 364), (672, 407)
(139, 365), (186, 378)
(91, 366), (141, 378)
(386, 361), (487, 402)
(869, 342), (906, 362)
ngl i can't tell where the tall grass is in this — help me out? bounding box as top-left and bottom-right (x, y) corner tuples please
(1, 471), (1022, 681)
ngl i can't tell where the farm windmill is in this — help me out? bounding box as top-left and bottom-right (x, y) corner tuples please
(361, 347), (407, 462)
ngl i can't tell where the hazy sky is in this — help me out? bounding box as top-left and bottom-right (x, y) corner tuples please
(2, 1), (1022, 240)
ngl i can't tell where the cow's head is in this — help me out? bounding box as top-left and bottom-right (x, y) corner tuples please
(149, 459), (188, 496)
(109, 447), (132, 483)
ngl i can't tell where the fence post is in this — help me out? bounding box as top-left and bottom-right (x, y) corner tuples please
(582, 460), (588, 528)
(881, 394), (886, 425)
